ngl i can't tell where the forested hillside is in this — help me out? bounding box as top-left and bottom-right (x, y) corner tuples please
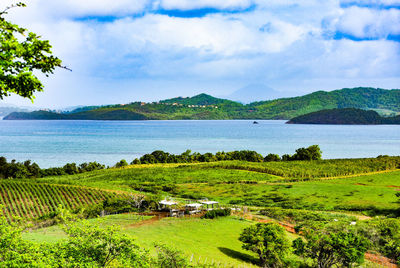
(4, 87), (400, 120)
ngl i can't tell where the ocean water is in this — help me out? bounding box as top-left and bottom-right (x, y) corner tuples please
(0, 120), (399, 168)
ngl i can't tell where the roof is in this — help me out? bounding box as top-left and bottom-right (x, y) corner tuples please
(200, 201), (219, 205)
(186, 203), (202, 208)
(159, 200), (177, 206)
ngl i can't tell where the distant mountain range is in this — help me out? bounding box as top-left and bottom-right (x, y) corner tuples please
(224, 84), (284, 103)
(4, 87), (400, 120)
(287, 108), (400, 125)
(0, 106), (31, 118)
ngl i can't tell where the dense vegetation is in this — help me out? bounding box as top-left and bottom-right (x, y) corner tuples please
(288, 108), (400, 124)
(4, 87), (400, 120)
(0, 156), (105, 179)
(0, 146), (321, 180)
(131, 145), (321, 165)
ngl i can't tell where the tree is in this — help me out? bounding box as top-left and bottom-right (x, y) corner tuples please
(153, 243), (188, 268)
(292, 145), (322, 161)
(0, 2), (63, 100)
(264, 154), (281, 162)
(293, 227), (369, 268)
(60, 219), (150, 267)
(115, 159), (128, 168)
(239, 223), (290, 267)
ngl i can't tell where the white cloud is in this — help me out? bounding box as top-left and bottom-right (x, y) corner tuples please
(157, 0), (252, 10)
(1, 0), (399, 107)
(340, 0), (400, 7)
(1, 0), (149, 20)
(331, 6), (400, 38)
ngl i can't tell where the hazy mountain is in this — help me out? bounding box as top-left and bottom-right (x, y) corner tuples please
(225, 84), (284, 103)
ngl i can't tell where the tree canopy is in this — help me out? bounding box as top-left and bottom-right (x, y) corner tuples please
(0, 2), (62, 100)
(239, 223), (290, 267)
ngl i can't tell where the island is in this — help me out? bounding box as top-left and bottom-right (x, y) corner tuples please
(287, 108), (400, 125)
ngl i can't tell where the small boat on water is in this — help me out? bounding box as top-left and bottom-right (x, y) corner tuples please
(253, 121), (259, 124)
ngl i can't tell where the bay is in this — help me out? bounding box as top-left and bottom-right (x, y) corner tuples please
(0, 120), (399, 168)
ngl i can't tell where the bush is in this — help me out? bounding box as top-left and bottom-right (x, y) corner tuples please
(264, 154), (281, 162)
(202, 208), (231, 219)
(115, 159), (128, 168)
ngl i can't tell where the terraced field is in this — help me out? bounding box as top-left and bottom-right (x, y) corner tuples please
(0, 181), (119, 221)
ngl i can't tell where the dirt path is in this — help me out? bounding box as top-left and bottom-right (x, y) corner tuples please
(127, 212), (169, 228)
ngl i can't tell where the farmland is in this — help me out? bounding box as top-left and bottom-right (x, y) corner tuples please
(32, 157), (400, 215)
(0, 181), (119, 221)
(1, 156), (400, 267)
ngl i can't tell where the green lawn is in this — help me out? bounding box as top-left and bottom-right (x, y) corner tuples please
(23, 214), (267, 266)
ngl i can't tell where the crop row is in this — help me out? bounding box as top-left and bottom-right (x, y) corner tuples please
(0, 181), (117, 221)
(207, 157), (400, 179)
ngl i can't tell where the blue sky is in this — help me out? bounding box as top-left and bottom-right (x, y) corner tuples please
(2, 0), (400, 108)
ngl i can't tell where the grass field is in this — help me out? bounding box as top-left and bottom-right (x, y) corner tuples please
(23, 214), (266, 266)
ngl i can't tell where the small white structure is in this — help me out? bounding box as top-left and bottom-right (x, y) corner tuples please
(185, 203), (203, 215)
(159, 200), (177, 211)
(200, 200), (219, 210)
(159, 200), (177, 206)
(159, 200), (183, 217)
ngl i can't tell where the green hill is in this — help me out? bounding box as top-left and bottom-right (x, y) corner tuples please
(4, 87), (400, 120)
(287, 108), (400, 125)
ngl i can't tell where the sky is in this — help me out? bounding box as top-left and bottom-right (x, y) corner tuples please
(1, 0), (400, 108)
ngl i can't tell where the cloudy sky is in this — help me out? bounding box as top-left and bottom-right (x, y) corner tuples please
(2, 0), (400, 108)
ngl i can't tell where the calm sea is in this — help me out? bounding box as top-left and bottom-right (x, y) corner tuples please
(0, 120), (399, 168)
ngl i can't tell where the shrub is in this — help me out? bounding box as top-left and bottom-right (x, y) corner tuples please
(202, 208), (231, 219)
(115, 159), (128, 168)
(264, 154), (281, 162)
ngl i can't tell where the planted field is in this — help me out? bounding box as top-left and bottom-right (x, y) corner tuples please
(176, 171), (400, 214)
(35, 157), (400, 191)
(0, 181), (118, 221)
(206, 157), (400, 180)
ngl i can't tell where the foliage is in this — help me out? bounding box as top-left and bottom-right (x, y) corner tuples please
(356, 218), (400, 263)
(239, 223), (290, 267)
(0, 2), (62, 100)
(293, 224), (370, 268)
(202, 208), (231, 219)
(264, 154), (281, 162)
(290, 145), (322, 161)
(115, 159), (128, 168)
(137, 149), (264, 164)
(0, 156), (105, 179)
(59, 218), (150, 267)
(0, 207), (150, 267)
(153, 243), (189, 268)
